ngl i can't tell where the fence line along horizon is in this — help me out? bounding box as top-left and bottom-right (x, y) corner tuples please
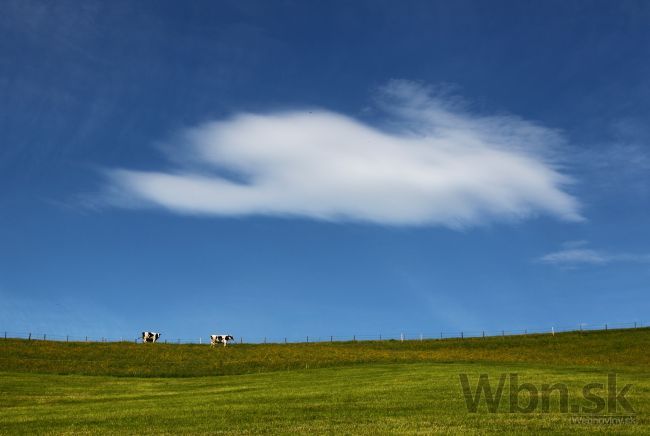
(1, 320), (645, 345)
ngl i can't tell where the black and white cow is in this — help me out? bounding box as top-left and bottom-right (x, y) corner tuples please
(141, 331), (161, 343)
(210, 334), (234, 347)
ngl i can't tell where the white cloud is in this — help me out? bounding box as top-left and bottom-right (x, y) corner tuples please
(105, 80), (581, 227)
(539, 249), (608, 265)
(539, 242), (650, 266)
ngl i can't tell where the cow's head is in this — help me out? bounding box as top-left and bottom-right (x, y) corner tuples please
(155, 333), (161, 339)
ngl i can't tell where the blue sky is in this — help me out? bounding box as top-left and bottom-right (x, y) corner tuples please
(1, 0), (649, 342)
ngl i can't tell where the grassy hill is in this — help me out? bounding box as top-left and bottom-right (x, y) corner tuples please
(1, 328), (649, 434)
(2, 363), (647, 434)
(1, 327), (649, 377)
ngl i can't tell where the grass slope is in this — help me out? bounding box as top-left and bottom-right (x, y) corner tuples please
(1, 328), (649, 377)
(1, 328), (648, 434)
(1, 363), (648, 434)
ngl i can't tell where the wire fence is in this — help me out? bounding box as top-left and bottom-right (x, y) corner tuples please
(1, 321), (645, 345)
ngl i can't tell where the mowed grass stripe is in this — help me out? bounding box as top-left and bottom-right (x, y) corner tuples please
(1, 328), (649, 377)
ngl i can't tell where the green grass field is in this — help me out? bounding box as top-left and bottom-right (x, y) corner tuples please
(1, 329), (649, 434)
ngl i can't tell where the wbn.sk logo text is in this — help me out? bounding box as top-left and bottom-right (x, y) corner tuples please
(459, 373), (634, 414)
